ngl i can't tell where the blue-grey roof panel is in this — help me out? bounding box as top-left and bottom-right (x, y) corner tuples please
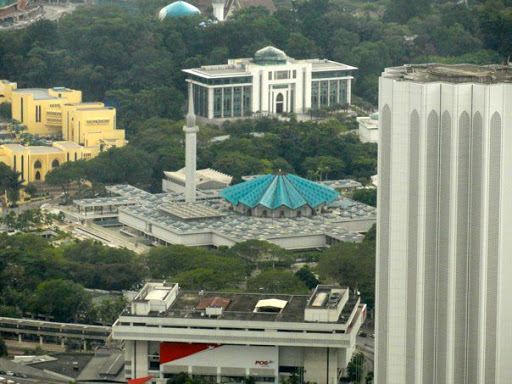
(220, 173), (339, 210)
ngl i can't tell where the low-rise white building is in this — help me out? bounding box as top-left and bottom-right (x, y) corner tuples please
(357, 113), (378, 143)
(183, 46), (357, 123)
(162, 168), (232, 194)
(112, 282), (366, 384)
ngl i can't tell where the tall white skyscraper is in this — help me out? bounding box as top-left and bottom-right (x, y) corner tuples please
(375, 64), (512, 384)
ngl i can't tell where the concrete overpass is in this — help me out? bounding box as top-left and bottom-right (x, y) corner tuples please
(0, 317), (111, 351)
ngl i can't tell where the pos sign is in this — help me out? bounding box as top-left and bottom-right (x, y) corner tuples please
(255, 360), (274, 366)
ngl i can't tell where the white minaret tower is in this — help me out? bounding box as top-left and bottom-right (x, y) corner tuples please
(212, 0), (225, 21)
(184, 82), (199, 203)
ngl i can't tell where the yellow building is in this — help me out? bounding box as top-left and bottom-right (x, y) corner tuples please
(61, 102), (125, 148)
(11, 87), (83, 137)
(0, 81), (126, 184)
(0, 80), (17, 104)
(0, 142), (98, 183)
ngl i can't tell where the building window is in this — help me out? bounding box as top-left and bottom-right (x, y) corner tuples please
(223, 87), (232, 117)
(280, 210), (285, 218)
(21, 155), (24, 178)
(233, 87), (242, 117)
(293, 70), (296, 78)
(35, 171), (41, 181)
(311, 82), (319, 108)
(34, 160), (42, 169)
(74, 153), (77, 161)
(275, 70), (289, 80)
(276, 93), (284, 114)
(193, 84), (208, 118)
(320, 81), (328, 107)
(20, 98), (23, 122)
(338, 80), (347, 105)
(52, 159), (60, 168)
(214, 89), (222, 118)
(268, 72), (272, 80)
(329, 80), (338, 105)
(243, 86), (252, 116)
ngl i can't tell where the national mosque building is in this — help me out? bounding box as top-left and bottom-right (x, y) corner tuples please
(68, 87), (375, 250)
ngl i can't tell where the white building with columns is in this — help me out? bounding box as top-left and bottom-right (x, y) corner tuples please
(113, 282), (366, 384)
(183, 46), (356, 123)
(376, 63), (512, 384)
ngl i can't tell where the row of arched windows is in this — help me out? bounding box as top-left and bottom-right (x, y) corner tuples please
(33, 159), (60, 169)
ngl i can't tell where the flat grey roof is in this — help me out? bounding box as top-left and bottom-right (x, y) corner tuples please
(385, 64), (512, 84)
(53, 141), (82, 148)
(158, 202), (226, 220)
(183, 67), (250, 79)
(74, 196), (138, 208)
(29, 146), (63, 154)
(124, 289), (359, 325)
(14, 88), (57, 100)
(1, 143), (26, 151)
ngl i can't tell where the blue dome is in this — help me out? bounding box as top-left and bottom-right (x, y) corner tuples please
(159, 1), (201, 20)
(220, 173), (339, 211)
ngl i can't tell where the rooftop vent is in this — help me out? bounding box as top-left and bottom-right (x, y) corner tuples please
(254, 298), (287, 313)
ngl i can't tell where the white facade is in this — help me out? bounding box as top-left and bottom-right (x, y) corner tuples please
(376, 64), (512, 384)
(357, 115), (379, 143)
(183, 47), (356, 123)
(113, 283), (366, 384)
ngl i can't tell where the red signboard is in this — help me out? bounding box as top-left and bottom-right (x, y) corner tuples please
(128, 377), (154, 384)
(160, 342), (221, 364)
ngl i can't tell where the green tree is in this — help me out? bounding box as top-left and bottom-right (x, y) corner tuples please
(347, 352), (365, 383)
(62, 240), (143, 290)
(247, 270), (309, 294)
(27, 279), (94, 323)
(295, 266), (320, 290)
(45, 160), (87, 201)
(5, 170), (23, 207)
(318, 241), (375, 308)
(96, 296), (127, 325)
(0, 102), (11, 120)
(303, 155), (345, 180)
(352, 189), (377, 207)
(24, 183), (38, 197)
(0, 336), (7, 357)
(229, 240), (293, 270)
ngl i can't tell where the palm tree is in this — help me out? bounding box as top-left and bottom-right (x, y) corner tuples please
(5, 171), (23, 207)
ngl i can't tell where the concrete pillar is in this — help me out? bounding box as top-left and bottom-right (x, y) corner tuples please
(39, 336), (43, 346)
(18, 334), (22, 343)
(61, 338), (65, 347)
(346, 79), (352, 105)
(83, 339), (87, 351)
(207, 87), (214, 120)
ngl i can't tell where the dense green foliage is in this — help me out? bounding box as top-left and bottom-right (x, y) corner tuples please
(0, 336), (7, 357)
(347, 352), (366, 383)
(46, 117), (377, 190)
(0, 234), (142, 323)
(351, 188), (377, 207)
(2, 0), (506, 189)
(0, 0), (508, 122)
(318, 225), (376, 307)
(0, 231), (377, 323)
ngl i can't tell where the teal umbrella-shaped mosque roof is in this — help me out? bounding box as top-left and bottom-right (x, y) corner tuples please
(220, 173), (339, 210)
(159, 1), (201, 20)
